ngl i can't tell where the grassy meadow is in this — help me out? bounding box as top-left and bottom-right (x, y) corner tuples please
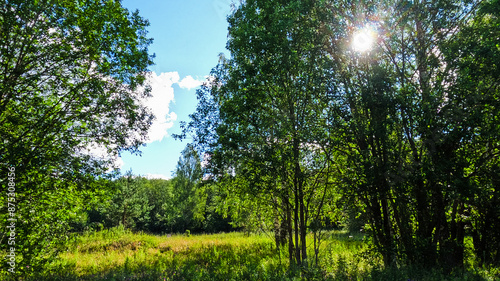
(6, 227), (499, 281)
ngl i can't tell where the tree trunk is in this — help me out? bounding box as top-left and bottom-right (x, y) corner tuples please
(294, 183), (301, 265)
(299, 178), (307, 267)
(286, 202), (295, 267)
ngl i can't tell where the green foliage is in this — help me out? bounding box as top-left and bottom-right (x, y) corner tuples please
(0, 0), (153, 277)
(85, 144), (234, 235)
(181, 0), (500, 274)
(1, 0), (498, 278)
(142, 177), (175, 233)
(97, 171), (153, 230)
(329, 0), (500, 270)
(180, 0), (344, 268)
(440, 0), (500, 267)
(160, 144), (204, 232)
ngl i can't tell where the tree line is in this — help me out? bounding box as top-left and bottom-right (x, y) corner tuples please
(79, 144), (235, 235)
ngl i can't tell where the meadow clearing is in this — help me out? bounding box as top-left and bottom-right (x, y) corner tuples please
(9, 227), (497, 281)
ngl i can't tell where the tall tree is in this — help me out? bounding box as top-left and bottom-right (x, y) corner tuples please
(0, 0), (153, 277)
(331, 0), (500, 270)
(441, 0), (500, 266)
(159, 143), (204, 233)
(100, 172), (152, 230)
(180, 0), (341, 268)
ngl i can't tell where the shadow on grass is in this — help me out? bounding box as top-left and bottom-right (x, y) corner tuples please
(23, 258), (494, 281)
(315, 255), (494, 281)
(369, 265), (493, 281)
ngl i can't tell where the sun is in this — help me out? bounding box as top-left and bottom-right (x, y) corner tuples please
(352, 25), (377, 52)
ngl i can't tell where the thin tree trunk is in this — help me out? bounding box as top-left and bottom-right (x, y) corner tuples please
(299, 178), (307, 267)
(294, 183), (301, 265)
(286, 202), (295, 267)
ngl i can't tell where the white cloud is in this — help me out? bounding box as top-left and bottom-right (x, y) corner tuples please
(114, 156), (125, 170)
(145, 173), (171, 180)
(82, 72), (201, 173)
(143, 72), (179, 143)
(178, 75), (203, 90)
(142, 72), (204, 143)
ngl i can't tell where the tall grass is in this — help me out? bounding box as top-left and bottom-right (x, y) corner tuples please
(31, 227), (287, 281)
(3, 227), (496, 280)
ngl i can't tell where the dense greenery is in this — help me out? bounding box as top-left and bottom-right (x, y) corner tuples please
(1, 0), (499, 279)
(0, 0), (153, 278)
(84, 144), (235, 235)
(180, 0), (500, 274)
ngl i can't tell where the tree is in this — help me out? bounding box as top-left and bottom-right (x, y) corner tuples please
(0, 0), (153, 277)
(158, 143), (204, 233)
(142, 178), (175, 233)
(180, 0), (341, 268)
(330, 0), (500, 270)
(441, 0), (500, 266)
(99, 172), (152, 231)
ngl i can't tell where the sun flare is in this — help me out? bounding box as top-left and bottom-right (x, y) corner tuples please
(352, 25), (377, 52)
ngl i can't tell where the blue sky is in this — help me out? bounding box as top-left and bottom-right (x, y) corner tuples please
(118, 0), (233, 179)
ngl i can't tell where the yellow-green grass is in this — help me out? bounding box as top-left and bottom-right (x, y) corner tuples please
(42, 228), (288, 280)
(25, 228), (370, 280)
(6, 228), (498, 280)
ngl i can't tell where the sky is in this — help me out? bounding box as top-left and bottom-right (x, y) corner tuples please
(118, 0), (234, 180)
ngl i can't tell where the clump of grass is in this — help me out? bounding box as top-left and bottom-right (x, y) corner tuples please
(67, 225), (162, 254)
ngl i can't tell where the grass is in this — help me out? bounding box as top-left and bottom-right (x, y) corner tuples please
(35, 227), (286, 281)
(3, 227), (499, 280)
